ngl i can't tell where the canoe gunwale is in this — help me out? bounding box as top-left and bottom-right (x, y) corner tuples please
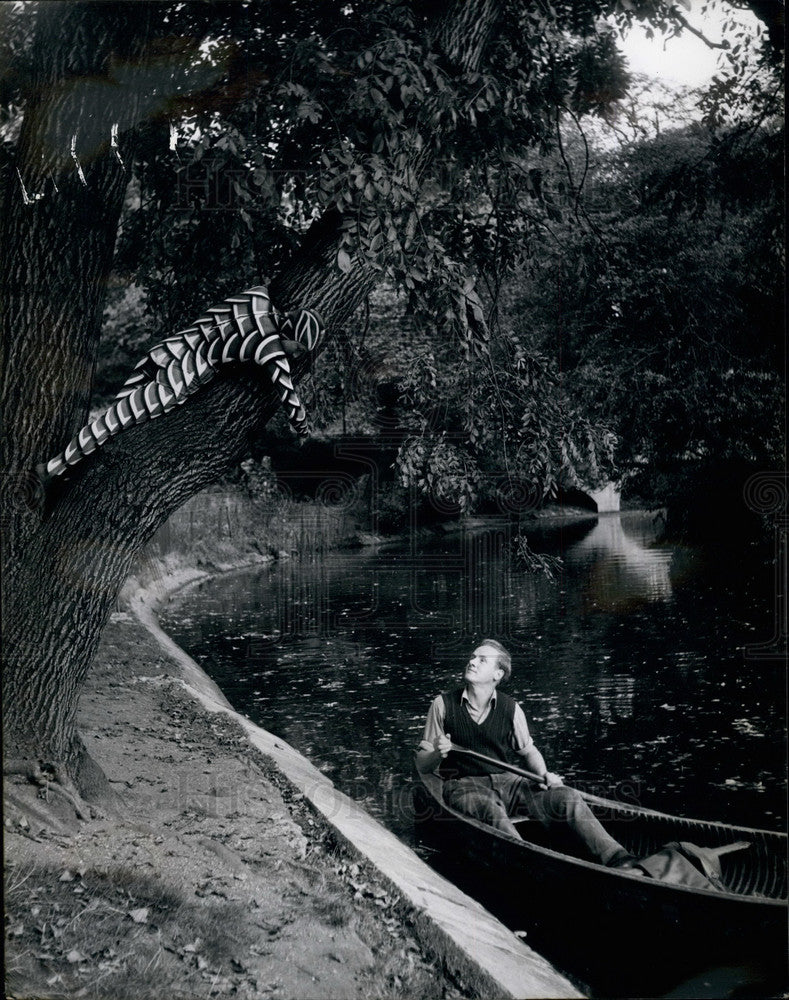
(576, 790), (789, 837)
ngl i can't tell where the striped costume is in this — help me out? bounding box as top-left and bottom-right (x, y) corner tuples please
(45, 286), (323, 479)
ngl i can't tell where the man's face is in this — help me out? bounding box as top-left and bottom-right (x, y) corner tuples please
(464, 644), (504, 685)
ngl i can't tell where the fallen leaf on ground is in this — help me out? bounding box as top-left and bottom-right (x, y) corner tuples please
(128, 907), (149, 923)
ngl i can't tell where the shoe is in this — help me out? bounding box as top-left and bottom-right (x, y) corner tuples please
(606, 851), (640, 869)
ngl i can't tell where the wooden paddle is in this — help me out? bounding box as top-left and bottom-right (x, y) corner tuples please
(449, 743), (647, 812)
(449, 744), (548, 785)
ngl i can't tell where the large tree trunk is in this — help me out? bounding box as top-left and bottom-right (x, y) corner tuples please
(1, 3), (159, 483)
(1, 1), (161, 795)
(1, 0), (500, 801)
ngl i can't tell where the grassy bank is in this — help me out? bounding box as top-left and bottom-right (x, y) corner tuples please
(135, 484), (361, 583)
(130, 482), (602, 591)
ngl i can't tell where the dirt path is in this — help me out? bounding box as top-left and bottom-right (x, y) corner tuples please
(4, 611), (470, 1000)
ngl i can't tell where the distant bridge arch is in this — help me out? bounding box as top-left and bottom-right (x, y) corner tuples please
(561, 482), (621, 513)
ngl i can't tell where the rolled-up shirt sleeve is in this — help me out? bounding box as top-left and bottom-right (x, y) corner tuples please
(418, 695), (445, 752)
(511, 703), (534, 753)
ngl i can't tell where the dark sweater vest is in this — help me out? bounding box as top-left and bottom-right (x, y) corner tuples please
(438, 686), (516, 780)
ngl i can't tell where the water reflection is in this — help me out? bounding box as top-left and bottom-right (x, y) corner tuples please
(592, 671), (636, 724)
(569, 513), (674, 610)
(160, 512), (787, 841)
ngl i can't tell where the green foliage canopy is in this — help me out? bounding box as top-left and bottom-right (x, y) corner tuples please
(3, 0), (780, 518)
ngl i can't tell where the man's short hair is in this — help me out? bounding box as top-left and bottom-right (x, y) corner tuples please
(481, 638), (511, 682)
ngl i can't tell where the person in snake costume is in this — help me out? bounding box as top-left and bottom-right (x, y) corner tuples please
(44, 286), (324, 479)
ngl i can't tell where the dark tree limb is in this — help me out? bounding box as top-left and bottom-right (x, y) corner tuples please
(673, 9), (731, 50)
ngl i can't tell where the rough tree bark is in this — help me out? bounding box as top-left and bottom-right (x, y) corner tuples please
(1, 0), (501, 804)
(1, 1), (165, 799)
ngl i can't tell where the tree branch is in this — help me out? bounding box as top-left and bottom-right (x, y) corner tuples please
(672, 9), (731, 50)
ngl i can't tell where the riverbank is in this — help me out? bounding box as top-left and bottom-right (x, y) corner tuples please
(135, 481), (605, 574)
(4, 582), (471, 1000)
(5, 552), (582, 1000)
(4, 486), (596, 999)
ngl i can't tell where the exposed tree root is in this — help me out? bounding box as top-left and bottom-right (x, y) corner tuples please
(3, 758), (99, 822)
(3, 786), (77, 838)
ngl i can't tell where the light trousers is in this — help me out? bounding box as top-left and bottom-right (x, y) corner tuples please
(442, 772), (624, 865)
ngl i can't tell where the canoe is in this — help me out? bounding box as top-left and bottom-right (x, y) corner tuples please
(414, 770), (788, 993)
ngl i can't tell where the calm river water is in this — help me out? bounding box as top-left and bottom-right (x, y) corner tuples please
(160, 511), (786, 843)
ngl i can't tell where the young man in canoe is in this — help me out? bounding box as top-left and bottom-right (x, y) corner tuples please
(416, 639), (639, 869)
